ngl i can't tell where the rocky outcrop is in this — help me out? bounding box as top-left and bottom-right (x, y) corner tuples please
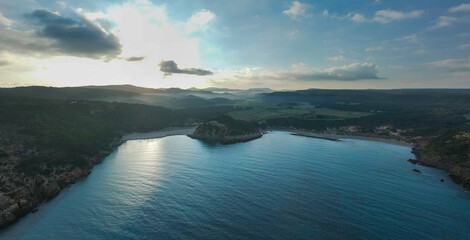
(0, 141), (119, 229)
(0, 167), (93, 228)
(412, 142), (470, 189)
(189, 117), (262, 144)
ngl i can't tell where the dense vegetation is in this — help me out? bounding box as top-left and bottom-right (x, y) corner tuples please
(212, 115), (260, 136)
(258, 89), (470, 168)
(0, 94), (233, 175)
(1, 86), (469, 185)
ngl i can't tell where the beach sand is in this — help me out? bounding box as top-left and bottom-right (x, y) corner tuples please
(268, 129), (413, 147)
(122, 127), (196, 141)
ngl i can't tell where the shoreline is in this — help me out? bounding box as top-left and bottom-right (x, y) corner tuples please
(0, 127), (197, 229)
(266, 128), (413, 147)
(121, 127), (196, 141)
(0, 126), (464, 229)
(122, 127), (412, 147)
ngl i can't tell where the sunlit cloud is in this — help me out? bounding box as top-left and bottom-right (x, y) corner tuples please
(0, 0), (469, 89)
(328, 55), (347, 61)
(0, 10), (13, 26)
(212, 63), (381, 86)
(372, 10), (424, 23)
(0, 0), (214, 88)
(184, 9), (215, 33)
(351, 13), (366, 23)
(429, 57), (470, 73)
(283, 1), (310, 20)
(365, 47), (384, 52)
(458, 44), (470, 50)
(428, 16), (460, 29)
(346, 9), (424, 24)
(395, 34), (419, 43)
(448, 3), (470, 13)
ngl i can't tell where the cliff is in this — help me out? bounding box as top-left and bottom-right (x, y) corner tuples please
(189, 116), (262, 144)
(0, 139), (121, 228)
(413, 137), (470, 189)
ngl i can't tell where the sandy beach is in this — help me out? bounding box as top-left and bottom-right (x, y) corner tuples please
(122, 127), (196, 141)
(267, 129), (413, 147)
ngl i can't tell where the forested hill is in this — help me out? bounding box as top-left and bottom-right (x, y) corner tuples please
(0, 94), (233, 172)
(0, 85), (237, 108)
(0, 92), (238, 227)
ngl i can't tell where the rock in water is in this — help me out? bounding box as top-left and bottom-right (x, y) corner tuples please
(408, 159), (419, 164)
(412, 169), (422, 174)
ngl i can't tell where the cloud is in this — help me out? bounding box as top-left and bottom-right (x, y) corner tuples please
(429, 57), (470, 73)
(125, 56), (145, 61)
(328, 55), (347, 61)
(185, 9), (216, 33)
(25, 9), (121, 59)
(283, 1), (310, 20)
(0, 60), (9, 67)
(346, 9), (423, 24)
(395, 34), (418, 43)
(222, 63), (381, 82)
(459, 44), (470, 50)
(449, 4), (470, 13)
(290, 63), (380, 81)
(414, 49), (427, 55)
(372, 10), (424, 23)
(428, 16), (462, 29)
(158, 60), (213, 76)
(351, 13), (366, 23)
(0, 10), (13, 26)
(365, 46), (384, 51)
(0, 28), (55, 55)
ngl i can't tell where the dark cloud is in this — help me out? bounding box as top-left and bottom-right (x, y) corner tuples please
(126, 56), (146, 61)
(0, 28), (54, 55)
(158, 60), (213, 76)
(25, 9), (121, 59)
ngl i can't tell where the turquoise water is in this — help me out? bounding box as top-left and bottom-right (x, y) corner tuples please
(1, 131), (469, 240)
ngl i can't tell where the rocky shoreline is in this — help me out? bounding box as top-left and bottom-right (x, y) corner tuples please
(0, 126), (226, 229)
(0, 139), (123, 229)
(0, 125), (247, 229)
(2, 127), (468, 229)
(411, 141), (470, 190)
(270, 128), (470, 190)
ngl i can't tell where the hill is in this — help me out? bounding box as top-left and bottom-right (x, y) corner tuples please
(189, 116), (261, 144)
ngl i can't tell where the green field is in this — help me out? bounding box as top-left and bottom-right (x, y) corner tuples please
(228, 102), (372, 122)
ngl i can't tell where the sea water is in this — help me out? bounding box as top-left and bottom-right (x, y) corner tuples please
(1, 131), (469, 240)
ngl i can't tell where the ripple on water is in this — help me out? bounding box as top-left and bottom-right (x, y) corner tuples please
(1, 132), (470, 240)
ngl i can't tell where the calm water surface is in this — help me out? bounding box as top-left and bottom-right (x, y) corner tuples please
(1, 131), (469, 240)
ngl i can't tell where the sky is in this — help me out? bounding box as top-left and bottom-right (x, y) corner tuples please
(0, 0), (469, 90)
